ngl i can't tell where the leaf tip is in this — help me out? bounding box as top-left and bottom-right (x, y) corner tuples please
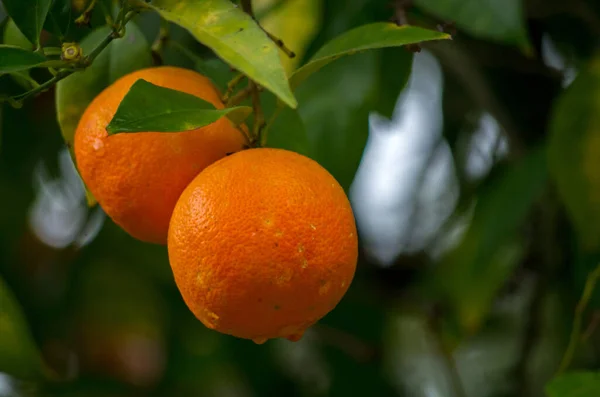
(283, 95), (298, 109)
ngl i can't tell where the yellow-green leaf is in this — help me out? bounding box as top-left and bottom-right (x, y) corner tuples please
(0, 277), (48, 380)
(546, 372), (600, 397)
(146, 0), (297, 108)
(547, 55), (600, 251)
(255, 0), (322, 74)
(2, 19), (34, 50)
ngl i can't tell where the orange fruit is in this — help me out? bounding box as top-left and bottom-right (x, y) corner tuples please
(167, 148), (358, 343)
(74, 66), (246, 244)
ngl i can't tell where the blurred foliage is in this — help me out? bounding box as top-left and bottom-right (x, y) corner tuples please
(0, 0), (599, 396)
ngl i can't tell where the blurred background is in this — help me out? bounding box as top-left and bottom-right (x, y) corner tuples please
(1, 0), (600, 396)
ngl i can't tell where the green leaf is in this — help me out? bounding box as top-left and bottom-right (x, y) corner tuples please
(195, 57), (237, 91)
(414, 0), (529, 49)
(296, 52), (378, 190)
(375, 48), (413, 119)
(2, 19), (37, 89)
(546, 372), (600, 397)
(43, 0), (72, 40)
(0, 276), (48, 380)
(255, 0), (322, 74)
(1, 0), (52, 48)
(289, 22), (449, 90)
(56, 23), (152, 206)
(0, 45), (48, 73)
(147, 0), (297, 108)
(295, 45), (412, 190)
(547, 56), (600, 251)
(106, 79), (252, 135)
(3, 18), (34, 50)
(434, 148), (548, 333)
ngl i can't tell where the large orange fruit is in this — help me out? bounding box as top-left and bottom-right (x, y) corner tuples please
(74, 66), (246, 244)
(167, 148), (358, 343)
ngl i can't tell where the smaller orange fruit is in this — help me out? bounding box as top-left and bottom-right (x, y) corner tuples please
(168, 148), (358, 343)
(74, 66), (246, 244)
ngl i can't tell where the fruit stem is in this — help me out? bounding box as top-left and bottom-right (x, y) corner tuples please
(249, 80), (265, 145)
(225, 86), (252, 107)
(151, 17), (171, 65)
(240, 0), (266, 146)
(222, 73), (247, 103)
(260, 103), (284, 147)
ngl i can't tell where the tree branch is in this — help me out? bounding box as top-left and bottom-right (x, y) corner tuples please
(557, 262), (600, 374)
(7, 5), (139, 105)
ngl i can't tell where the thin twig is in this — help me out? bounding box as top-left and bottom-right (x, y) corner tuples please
(225, 86), (252, 107)
(261, 103), (284, 147)
(7, 5), (138, 105)
(222, 73), (247, 103)
(240, 0), (266, 145)
(581, 310), (600, 342)
(249, 81), (265, 144)
(75, 0), (98, 26)
(151, 18), (170, 65)
(255, 0), (289, 20)
(11, 70), (71, 102)
(242, 0), (295, 58)
(557, 262), (600, 374)
(240, 0), (254, 17)
(97, 0), (114, 25)
(261, 29), (295, 58)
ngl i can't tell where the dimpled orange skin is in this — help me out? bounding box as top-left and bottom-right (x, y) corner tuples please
(167, 148), (358, 343)
(74, 66), (246, 244)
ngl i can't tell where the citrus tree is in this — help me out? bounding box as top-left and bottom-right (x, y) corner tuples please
(0, 0), (599, 396)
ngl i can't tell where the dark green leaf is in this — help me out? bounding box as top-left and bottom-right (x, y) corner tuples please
(289, 22), (449, 90)
(1, 0), (52, 47)
(296, 52), (378, 190)
(56, 23), (152, 206)
(546, 372), (600, 397)
(295, 46), (412, 190)
(434, 147), (548, 333)
(0, 276), (48, 380)
(106, 79), (252, 134)
(0, 45), (48, 73)
(548, 56), (600, 251)
(43, 0), (72, 40)
(414, 0), (529, 49)
(375, 48), (413, 119)
(147, 0), (297, 108)
(2, 19), (36, 89)
(262, 93), (310, 156)
(195, 57), (237, 91)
